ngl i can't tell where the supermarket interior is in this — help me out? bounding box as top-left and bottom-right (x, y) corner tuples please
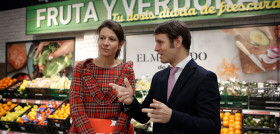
(0, 0), (280, 134)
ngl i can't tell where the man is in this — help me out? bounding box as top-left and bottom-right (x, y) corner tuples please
(109, 20), (220, 134)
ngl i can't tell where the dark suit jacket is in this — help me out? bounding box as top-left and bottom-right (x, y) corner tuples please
(124, 59), (221, 134)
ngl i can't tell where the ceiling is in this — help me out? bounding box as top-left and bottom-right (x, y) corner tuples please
(0, 0), (66, 11)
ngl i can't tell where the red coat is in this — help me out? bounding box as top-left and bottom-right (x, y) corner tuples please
(69, 59), (135, 134)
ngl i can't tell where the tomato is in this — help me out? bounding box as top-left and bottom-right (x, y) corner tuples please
(17, 75), (24, 80)
(7, 45), (27, 70)
(23, 74), (31, 80)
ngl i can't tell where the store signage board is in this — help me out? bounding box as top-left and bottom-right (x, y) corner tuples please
(26, 0), (280, 34)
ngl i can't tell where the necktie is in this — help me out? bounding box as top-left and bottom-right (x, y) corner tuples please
(167, 67), (179, 101)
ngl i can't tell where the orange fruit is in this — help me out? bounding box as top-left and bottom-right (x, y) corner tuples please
(228, 127), (235, 131)
(223, 120), (229, 127)
(229, 115), (235, 120)
(4, 106), (10, 111)
(235, 116), (241, 121)
(224, 112), (231, 117)
(235, 113), (241, 118)
(229, 119), (235, 123)
(234, 121), (241, 125)
(220, 113), (224, 119)
(235, 129), (241, 134)
(228, 122), (235, 128)
(234, 124), (241, 130)
(7, 101), (12, 106)
(228, 131), (234, 134)
(223, 116), (229, 121)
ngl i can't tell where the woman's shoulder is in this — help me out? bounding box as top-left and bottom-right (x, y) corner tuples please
(75, 58), (93, 69)
(125, 61), (133, 66)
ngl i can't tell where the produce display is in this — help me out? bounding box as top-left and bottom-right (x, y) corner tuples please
(16, 100), (58, 125)
(0, 105), (31, 121)
(48, 103), (70, 119)
(220, 108), (242, 134)
(243, 114), (276, 128)
(0, 101), (17, 117)
(0, 77), (17, 90)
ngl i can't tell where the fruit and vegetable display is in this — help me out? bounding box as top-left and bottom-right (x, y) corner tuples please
(0, 77), (17, 90)
(0, 101), (17, 117)
(218, 78), (248, 96)
(220, 109), (242, 134)
(16, 100), (58, 125)
(0, 105), (31, 121)
(243, 114), (276, 128)
(47, 103), (70, 119)
(135, 75), (151, 104)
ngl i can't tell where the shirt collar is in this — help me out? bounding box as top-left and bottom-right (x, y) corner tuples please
(170, 55), (192, 69)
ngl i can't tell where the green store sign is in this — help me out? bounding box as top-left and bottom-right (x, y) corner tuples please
(26, 0), (280, 34)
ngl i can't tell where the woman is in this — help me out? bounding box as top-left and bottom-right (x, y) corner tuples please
(69, 20), (135, 134)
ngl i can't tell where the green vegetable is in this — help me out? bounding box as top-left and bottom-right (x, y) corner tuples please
(34, 43), (72, 77)
(43, 55), (71, 77)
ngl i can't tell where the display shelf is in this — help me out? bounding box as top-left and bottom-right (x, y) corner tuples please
(243, 109), (280, 117)
(0, 130), (34, 134)
(1, 98), (63, 105)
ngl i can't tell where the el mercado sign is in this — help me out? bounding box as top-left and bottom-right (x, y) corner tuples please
(27, 0), (280, 34)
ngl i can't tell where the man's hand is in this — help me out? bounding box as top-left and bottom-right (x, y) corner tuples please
(142, 99), (172, 123)
(109, 78), (134, 105)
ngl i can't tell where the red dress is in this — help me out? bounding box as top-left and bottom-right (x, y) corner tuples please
(69, 59), (135, 134)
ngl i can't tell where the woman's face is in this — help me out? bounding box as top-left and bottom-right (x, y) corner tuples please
(98, 27), (121, 58)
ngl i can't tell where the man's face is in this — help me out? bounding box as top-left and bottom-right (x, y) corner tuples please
(154, 34), (177, 64)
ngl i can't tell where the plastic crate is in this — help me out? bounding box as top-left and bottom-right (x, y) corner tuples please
(243, 128), (279, 134)
(47, 98), (71, 134)
(0, 103), (30, 131)
(220, 108), (243, 133)
(51, 93), (69, 100)
(26, 87), (50, 94)
(49, 88), (69, 94)
(227, 101), (248, 109)
(242, 114), (278, 134)
(12, 104), (36, 132)
(27, 92), (52, 100)
(227, 95), (248, 102)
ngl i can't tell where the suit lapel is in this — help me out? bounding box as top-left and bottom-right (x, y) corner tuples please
(161, 68), (170, 104)
(167, 59), (197, 105)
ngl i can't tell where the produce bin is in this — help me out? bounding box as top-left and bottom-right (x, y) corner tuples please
(47, 98), (71, 134)
(0, 103), (30, 131)
(242, 114), (279, 134)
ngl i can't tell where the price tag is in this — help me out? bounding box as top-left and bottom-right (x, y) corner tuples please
(35, 100), (40, 104)
(20, 127), (25, 130)
(21, 99), (26, 103)
(55, 123), (60, 127)
(35, 94), (43, 96)
(59, 95), (67, 97)
(12, 99), (16, 103)
(3, 98), (6, 101)
(241, 102), (247, 105)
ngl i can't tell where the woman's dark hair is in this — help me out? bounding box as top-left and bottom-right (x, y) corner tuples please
(153, 20), (191, 51)
(96, 20), (125, 59)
